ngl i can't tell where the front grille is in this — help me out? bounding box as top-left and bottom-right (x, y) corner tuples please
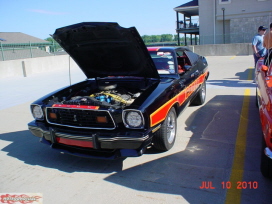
(46, 107), (115, 129)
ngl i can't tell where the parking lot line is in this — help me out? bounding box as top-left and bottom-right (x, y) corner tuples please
(225, 89), (251, 204)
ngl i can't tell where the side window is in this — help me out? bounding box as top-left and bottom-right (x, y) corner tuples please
(176, 50), (191, 74)
(176, 51), (183, 57)
(184, 51), (199, 65)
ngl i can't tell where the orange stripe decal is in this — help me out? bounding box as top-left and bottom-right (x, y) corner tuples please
(150, 72), (207, 127)
(52, 104), (99, 110)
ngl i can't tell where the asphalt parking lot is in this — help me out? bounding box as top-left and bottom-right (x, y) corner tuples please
(0, 55), (271, 204)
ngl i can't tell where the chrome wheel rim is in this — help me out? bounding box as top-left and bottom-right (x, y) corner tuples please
(201, 83), (206, 101)
(167, 111), (176, 144)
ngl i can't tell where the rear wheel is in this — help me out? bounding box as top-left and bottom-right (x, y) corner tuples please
(153, 107), (177, 151)
(260, 136), (272, 179)
(191, 80), (206, 105)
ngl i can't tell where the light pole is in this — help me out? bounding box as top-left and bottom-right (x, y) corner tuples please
(222, 8), (225, 44)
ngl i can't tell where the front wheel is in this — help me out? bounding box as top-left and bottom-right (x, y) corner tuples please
(260, 136), (272, 179)
(153, 107), (177, 151)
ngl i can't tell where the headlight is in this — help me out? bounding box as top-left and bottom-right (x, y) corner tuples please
(123, 110), (144, 129)
(31, 105), (44, 120)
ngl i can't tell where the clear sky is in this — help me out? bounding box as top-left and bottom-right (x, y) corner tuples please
(1, 0), (189, 40)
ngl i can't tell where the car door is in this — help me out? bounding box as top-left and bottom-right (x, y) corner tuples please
(257, 62), (272, 132)
(184, 50), (201, 80)
(176, 49), (200, 90)
(257, 64), (270, 110)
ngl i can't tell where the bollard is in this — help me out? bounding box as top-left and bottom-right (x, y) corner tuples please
(22, 61), (27, 77)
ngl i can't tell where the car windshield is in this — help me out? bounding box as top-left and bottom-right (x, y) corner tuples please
(149, 51), (175, 74)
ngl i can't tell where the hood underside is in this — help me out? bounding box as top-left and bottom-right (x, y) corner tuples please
(52, 22), (160, 79)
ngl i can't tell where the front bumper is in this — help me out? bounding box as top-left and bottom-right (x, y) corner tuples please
(28, 120), (153, 159)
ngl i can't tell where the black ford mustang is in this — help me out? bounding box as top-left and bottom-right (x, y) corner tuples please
(28, 22), (209, 159)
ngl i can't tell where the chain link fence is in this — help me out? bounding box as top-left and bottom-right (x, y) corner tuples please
(0, 41), (65, 61)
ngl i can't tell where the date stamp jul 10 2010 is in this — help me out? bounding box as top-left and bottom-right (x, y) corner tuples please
(199, 181), (259, 189)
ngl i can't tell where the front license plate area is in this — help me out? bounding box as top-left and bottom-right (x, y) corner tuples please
(56, 137), (93, 148)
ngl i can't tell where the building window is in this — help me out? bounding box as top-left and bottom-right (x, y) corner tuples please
(219, 0), (231, 4)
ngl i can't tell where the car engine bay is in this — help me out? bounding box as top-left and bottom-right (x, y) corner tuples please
(47, 81), (146, 109)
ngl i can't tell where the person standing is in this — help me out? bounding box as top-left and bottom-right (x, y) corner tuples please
(252, 25), (267, 67)
(263, 23), (272, 66)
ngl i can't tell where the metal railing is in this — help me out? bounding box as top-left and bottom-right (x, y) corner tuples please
(0, 33), (255, 61)
(0, 41), (65, 61)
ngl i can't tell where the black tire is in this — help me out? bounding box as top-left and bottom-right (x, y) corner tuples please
(260, 135), (272, 179)
(256, 87), (259, 108)
(153, 107), (177, 151)
(191, 80), (206, 106)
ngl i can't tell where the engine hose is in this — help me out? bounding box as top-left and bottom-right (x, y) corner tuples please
(90, 92), (127, 104)
(101, 92), (127, 104)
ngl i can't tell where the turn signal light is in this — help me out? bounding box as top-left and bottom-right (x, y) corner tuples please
(49, 112), (57, 119)
(96, 116), (108, 123)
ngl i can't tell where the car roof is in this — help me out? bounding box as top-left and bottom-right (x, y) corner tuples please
(147, 46), (191, 52)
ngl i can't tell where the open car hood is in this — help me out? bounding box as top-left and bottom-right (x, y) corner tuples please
(53, 22), (160, 79)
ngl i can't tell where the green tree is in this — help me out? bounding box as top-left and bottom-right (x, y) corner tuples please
(44, 37), (61, 52)
(150, 35), (161, 43)
(142, 35), (151, 44)
(141, 34), (178, 44)
(44, 37), (56, 43)
(161, 34), (173, 42)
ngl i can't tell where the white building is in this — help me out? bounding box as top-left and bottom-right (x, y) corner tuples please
(174, 0), (272, 45)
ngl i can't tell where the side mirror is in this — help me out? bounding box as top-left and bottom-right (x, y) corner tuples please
(183, 65), (192, 71)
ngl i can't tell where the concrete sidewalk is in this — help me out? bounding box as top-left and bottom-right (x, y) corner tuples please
(0, 67), (86, 110)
